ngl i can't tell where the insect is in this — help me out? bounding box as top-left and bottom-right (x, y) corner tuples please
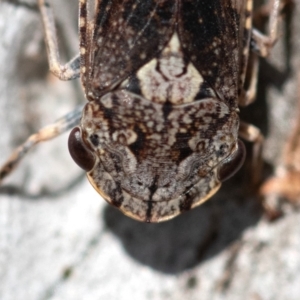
(0, 0), (283, 222)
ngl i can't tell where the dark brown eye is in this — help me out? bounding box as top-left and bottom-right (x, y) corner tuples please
(68, 127), (96, 172)
(217, 139), (246, 182)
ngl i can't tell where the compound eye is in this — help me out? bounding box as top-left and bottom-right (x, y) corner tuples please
(68, 127), (96, 172)
(217, 139), (246, 182)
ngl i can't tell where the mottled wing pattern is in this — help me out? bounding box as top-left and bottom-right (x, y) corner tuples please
(178, 0), (245, 107)
(87, 0), (177, 98)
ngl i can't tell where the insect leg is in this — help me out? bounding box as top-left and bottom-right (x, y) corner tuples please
(239, 121), (264, 186)
(38, 0), (80, 80)
(239, 53), (259, 107)
(250, 0), (283, 57)
(0, 106), (83, 183)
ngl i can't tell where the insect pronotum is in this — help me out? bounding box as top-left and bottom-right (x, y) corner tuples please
(0, 0), (283, 222)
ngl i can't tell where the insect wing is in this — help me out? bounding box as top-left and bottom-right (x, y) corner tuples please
(178, 0), (246, 107)
(88, 0), (177, 97)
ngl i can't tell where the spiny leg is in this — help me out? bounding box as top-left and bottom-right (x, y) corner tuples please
(251, 0), (283, 57)
(239, 52), (260, 107)
(0, 1), (87, 186)
(238, 121), (264, 187)
(0, 106), (83, 183)
(38, 0), (80, 80)
(238, 0), (284, 170)
(239, 0), (285, 107)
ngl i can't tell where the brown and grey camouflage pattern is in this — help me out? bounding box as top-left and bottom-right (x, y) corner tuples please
(76, 0), (253, 222)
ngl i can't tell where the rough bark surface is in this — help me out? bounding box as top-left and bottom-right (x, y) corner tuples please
(1, 1), (300, 300)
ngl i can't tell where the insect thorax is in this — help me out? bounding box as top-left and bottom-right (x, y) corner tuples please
(80, 33), (239, 222)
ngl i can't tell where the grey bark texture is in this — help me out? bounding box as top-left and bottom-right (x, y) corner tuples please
(0, 1), (300, 300)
